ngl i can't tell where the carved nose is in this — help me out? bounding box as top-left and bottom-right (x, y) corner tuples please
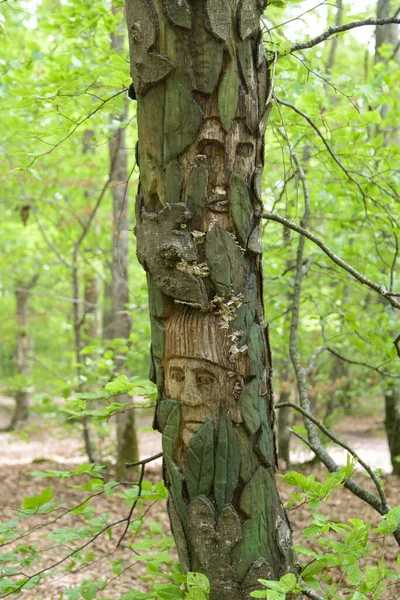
(180, 372), (202, 406)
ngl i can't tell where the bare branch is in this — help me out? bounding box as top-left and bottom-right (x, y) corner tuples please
(262, 211), (400, 311)
(126, 452), (163, 469)
(290, 16), (400, 53)
(327, 347), (400, 378)
(276, 401), (388, 512)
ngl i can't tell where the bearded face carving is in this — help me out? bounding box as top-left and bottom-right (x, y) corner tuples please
(164, 307), (247, 449)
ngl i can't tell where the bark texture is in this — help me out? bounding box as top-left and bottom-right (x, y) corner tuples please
(127, 1), (297, 596)
(384, 383), (400, 475)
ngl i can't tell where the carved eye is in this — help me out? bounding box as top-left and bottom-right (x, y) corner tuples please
(196, 372), (216, 387)
(170, 368), (184, 383)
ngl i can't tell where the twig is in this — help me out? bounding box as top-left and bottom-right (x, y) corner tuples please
(116, 461), (146, 547)
(327, 347), (400, 378)
(299, 577), (326, 600)
(126, 452), (163, 468)
(262, 212), (400, 311)
(290, 16), (400, 53)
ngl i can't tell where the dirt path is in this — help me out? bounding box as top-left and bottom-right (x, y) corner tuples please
(0, 401), (398, 599)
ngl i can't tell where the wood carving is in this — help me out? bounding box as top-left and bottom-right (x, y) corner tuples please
(127, 0), (299, 595)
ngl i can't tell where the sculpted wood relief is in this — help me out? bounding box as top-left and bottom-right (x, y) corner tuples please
(127, 0), (298, 596)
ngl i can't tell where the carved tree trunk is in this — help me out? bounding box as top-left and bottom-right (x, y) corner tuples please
(277, 369), (292, 469)
(110, 10), (139, 478)
(126, 1), (297, 596)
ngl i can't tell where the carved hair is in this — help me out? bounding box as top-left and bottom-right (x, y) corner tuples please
(165, 306), (248, 376)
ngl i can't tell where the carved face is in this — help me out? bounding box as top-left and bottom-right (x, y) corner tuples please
(165, 357), (242, 448)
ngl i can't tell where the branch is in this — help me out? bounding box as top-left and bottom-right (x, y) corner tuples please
(275, 97), (399, 208)
(290, 16), (400, 53)
(299, 578), (326, 600)
(327, 347), (400, 378)
(126, 452), (163, 468)
(262, 212), (400, 311)
(275, 401), (388, 514)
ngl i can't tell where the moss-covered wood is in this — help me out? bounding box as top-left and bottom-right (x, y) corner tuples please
(127, 0), (298, 596)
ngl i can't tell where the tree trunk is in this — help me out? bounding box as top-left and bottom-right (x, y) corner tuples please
(12, 289), (31, 426)
(385, 383), (400, 475)
(375, 0), (400, 474)
(110, 9), (139, 478)
(126, 1), (297, 596)
(11, 275), (39, 429)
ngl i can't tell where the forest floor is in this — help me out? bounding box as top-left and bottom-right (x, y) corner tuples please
(0, 397), (399, 599)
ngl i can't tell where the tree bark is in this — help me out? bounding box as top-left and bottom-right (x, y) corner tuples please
(385, 382), (400, 475)
(10, 275), (39, 429)
(126, 1), (298, 596)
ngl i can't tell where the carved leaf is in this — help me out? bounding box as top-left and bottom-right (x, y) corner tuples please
(205, 225), (246, 294)
(186, 164), (207, 230)
(186, 420), (215, 500)
(204, 0), (231, 41)
(159, 398), (181, 459)
(238, 0), (262, 40)
(239, 378), (261, 435)
(218, 59), (239, 132)
(165, 456), (188, 529)
(167, 497), (190, 572)
(163, 0), (192, 30)
(164, 74), (203, 161)
(214, 409), (240, 512)
(232, 468), (280, 580)
(230, 173), (253, 245)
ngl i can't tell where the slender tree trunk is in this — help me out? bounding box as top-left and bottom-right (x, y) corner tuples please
(385, 382), (400, 475)
(127, 1), (298, 596)
(10, 275), (39, 429)
(375, 0), (400, 474)
(110, 9), (139, 478)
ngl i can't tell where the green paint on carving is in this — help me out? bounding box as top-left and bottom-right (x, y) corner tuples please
(186, 420), (214, 500)
(150, 315), (165, 360)
(165, 456), (188, 529)
(237, 38), (253, 91)
(165, 160), (182, 204)
(218, 58), (239, 132)
(191, 1), (223, 94)
(138, 85), (165, 204)
(159, 398), (181, 459)
(214, 409), (240, 512)
(240, 379), (261, 435)
(147, 274), (173, 319)
(235, 425), (259, 482)
(255, 424), (273, 468)
(187, 164), (207, 229)
(164, 74), (203, 162)
(163, 0), (192, 30)
(205, 225), (245, 294)
(167, 497), (190, 573)
(230, 173), (253, 245)
(204, 0), (231, 41)
(248, 322), (264, 380)
(232, 468), (280, 580)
